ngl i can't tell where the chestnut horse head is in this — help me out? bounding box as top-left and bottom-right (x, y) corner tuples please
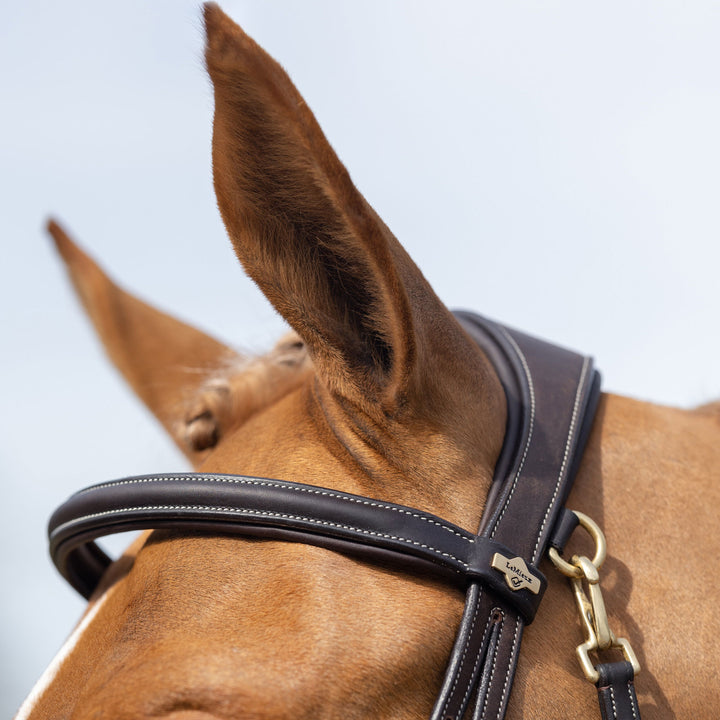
(18, 4), (720, 719)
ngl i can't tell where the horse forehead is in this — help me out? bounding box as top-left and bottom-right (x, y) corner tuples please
(45, 539), (462, 719)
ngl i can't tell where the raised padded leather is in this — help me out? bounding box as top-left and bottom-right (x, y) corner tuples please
(49, 472), (547, 621)
(430, 313), (601, 720)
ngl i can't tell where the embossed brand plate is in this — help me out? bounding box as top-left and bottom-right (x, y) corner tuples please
(491, 553), (541, 594)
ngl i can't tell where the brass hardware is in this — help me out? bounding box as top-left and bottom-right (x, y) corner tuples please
(548, 511), (640, 684)
(548, 510), (606, 577)
(491, 552), (542, 594)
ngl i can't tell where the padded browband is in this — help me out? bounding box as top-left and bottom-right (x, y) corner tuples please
(47, 311), (602, 720)
(50, 473), (546, 621)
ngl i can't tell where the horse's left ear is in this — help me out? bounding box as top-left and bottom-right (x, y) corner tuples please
(47, 219), (236, 463)
(205, 4), (466, 416)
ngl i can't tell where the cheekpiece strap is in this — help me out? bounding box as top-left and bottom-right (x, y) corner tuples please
(428, 313), (602, 720)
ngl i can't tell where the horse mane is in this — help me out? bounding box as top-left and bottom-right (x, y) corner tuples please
(695, 399), (720, 422)
(182, 332), (312, 452)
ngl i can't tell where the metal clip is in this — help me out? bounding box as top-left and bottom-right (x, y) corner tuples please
(548, 511), (640, 684)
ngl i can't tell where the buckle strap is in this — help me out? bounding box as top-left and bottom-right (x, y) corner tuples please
(431, 585), (524, 720)
(471, 610), (522, 720)
(595, 662), (641, 720)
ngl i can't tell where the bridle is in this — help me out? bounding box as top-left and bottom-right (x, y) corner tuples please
(47, 311), (641, 720)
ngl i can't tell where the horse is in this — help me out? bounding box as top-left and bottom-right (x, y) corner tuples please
(17, 4), (720, 719)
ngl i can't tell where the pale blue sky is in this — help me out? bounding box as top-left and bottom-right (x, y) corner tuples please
(3, 1), (720, 714)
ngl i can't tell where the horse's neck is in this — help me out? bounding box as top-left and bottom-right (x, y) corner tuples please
(578, 393), (719, 511)
(511, 393), (720, 720)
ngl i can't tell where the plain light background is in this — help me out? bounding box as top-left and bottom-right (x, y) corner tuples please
(3, 1), (720, 714)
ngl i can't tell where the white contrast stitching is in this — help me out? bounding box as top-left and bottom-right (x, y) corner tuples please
(478, 612), (505, 720)
(531, 356), (590, 563)
(441, 596), (482, 717)
(609, 685), (618, 720)
(628, 680), (639, 720)
(490, 329), (536, 537)
(440, 595), (493, 718)
(492, 616), (521, 720)
(73, 476), (474, 542)
(51, 505), (470, 568)
(463, 608), (501, 717)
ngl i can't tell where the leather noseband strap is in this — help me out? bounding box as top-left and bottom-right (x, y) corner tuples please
(47, 312), (639, 720)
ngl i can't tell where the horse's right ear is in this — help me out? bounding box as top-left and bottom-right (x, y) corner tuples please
(205, 4), (454, 415)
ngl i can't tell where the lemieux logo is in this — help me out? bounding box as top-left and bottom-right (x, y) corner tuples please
(491, 553), (541, 594)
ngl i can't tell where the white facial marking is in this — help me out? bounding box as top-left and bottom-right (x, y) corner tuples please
(15, 586), (116, 720)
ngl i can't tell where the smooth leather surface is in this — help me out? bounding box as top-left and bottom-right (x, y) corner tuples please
(548, 506), (581, 554)
(596, 662), (641, 720)
(430, 313), (601, 720)
(49, 472), (546, 621)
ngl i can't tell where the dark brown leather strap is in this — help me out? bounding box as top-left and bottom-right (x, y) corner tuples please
(50, 472), (546, 613)
(595, 662), (641, 720)
(431, 314), (601, 720)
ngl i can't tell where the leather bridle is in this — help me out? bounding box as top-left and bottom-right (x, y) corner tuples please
(48, 312), (641, 720)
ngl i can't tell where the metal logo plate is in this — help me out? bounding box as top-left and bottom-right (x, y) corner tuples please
(491, 553), (541, 594)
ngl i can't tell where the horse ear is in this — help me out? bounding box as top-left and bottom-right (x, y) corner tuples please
(47, 219), (236, 463)
(205, 4), (447, 413)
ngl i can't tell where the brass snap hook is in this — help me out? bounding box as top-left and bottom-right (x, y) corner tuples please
(548, 511), (640, 684)
(548, 510), (606, 577)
